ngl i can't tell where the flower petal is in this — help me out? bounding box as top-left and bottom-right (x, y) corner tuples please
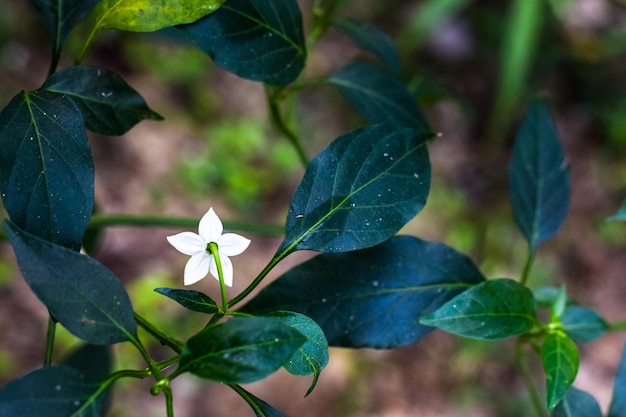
(220, 255), (234, 287)
(217, 233), (251, 256)
(184, 252), (212, 285)
(167, 232), (206, 255)
(198, 207), (223, 243)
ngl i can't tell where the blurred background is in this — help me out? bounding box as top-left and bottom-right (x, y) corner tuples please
(1, 0), (626, 416)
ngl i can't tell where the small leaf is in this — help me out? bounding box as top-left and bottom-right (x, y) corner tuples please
(419, 278), (537, 339)
(333, 18), (401, 75)
(235, 386), (290, 417)
(90, 0), (226, 32)
(327, 61), (429, 130)
(551, 284), (567, 320)
(0, 366), (104, 417)
(552, 386), (602, 417)
(243, 236), (485, 348)
(0, 90), (93, 251)
(4, 221), (137, 345)
(29, 0), (99, 63)
(279, 124), (431, 255)
(608, 341), (626, 417)
(607, 199), (626, 221)
(175, 316), (306, 384)
(154, 287), (219, 314)
(561, 307), (607, 342)
(508, 100), (570, 251)
(178, 0), (306, 85)
(542, 332), (579, 409)
(43, 66), (162, 135)
(534, 286), (566, 308)
(264, 311), (329, 396)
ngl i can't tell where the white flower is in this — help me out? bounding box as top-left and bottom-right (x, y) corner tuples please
(167, 208), (250, 287)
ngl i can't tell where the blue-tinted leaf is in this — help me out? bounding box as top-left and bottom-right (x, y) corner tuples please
(561, 307), (607, 342)
(243, 236), (485, 348)
(62, 344), (112, 416)
(552, 386), (602, 417)
(0, 366), (103, 417)
(30, 0), (99, 62)
(235, 386), (290, 417)
(508, 101), (570, 251)
(0, 90), (93, 250)
(175, 316), (306, 384)
(178, 0), (306, 85)
(43, 66), (162, 135)
(420, 279), (537, 339)
(327, 61), (429, 130)
(607, 199), (626, 221)
(609, 341), (626, 417)
(264, 311), (328, 396)
(542, 332), (579, 409)
(154, 287), (219, 314)
(279, 124), (431, 255)
(4, 221), (137, 345)
(333, 18), (401, 75)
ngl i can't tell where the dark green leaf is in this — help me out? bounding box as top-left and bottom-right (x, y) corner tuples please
(29, 0), (99, 62)
(607, 199), (626, 221)
(561, 307), (607, 342)
(552, 386), (602, 417)
(4, 221), (137, 345)
(90, 0), (226, 32)
(0, 366), (103, 417)
(243, 236), (485, 348)
(278, 124), (431, 255)
(0, 90), (93, 251)
(178, 0), (306, 85)
(508, 100), (570, 251)
(62, 344), (112, 416)
(175, 316), (306, 384)
(235, 386), (290, 417)
(420, 278), (537, 339)
(154, 287), (219, 314)
(327, 61), (429, 130)
(264, 311), (328, 396)
(608, 341), (626, 417)
(43, 66), (162, 135)
(333, 18), (401, 75)
(542, 332), (579, 409)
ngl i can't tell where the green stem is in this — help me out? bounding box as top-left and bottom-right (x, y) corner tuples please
(87, 213), (284, 237)
(75, 26), (100, 65)
(520, 248), (535, 286)
(208, 242), (229, 313)
(515, 338), (548, 417)
(44, 315), (56, 366)
(267, 85), (308, 168)
(608, 320), (626, 331)
(134, 311), (184, 353)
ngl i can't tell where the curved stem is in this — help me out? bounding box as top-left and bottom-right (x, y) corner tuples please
(87, 213), (284, 237)
(267, 85), (308, 168)
(208, 242), (229, 313)
(134, 311), (184, 353)
(520, 248), (535, 286)
(75, 26), (100, 65)
(44, 315), (56, 366)
(515, 338), (548, 417)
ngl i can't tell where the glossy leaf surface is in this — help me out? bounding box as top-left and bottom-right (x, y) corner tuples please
(0, 365), (103, 417)
(420, 278), (537, 339)
(542, 332), (579, 409)
(509, 101), (570, 251)
(327, 62), (429, 130)
(608, 341), (626, 417)
(176, 316), (306, 384)
(561, 306), (607, 342)
(29, 0), (99, 61)
(43, 66), (162, 135)
(278, 124), (431, 254)
(553, 387), (602, 417)
(0, 90), (93, 251)
(243, 236), (485, 348)
(178, 0), (306, 85)
(90, 0), (225, 32)
(237, 387), (289, 417)
(154, 288), (218, 314)
(4, 221), (137, 345)
(333, 18), (401, 74)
